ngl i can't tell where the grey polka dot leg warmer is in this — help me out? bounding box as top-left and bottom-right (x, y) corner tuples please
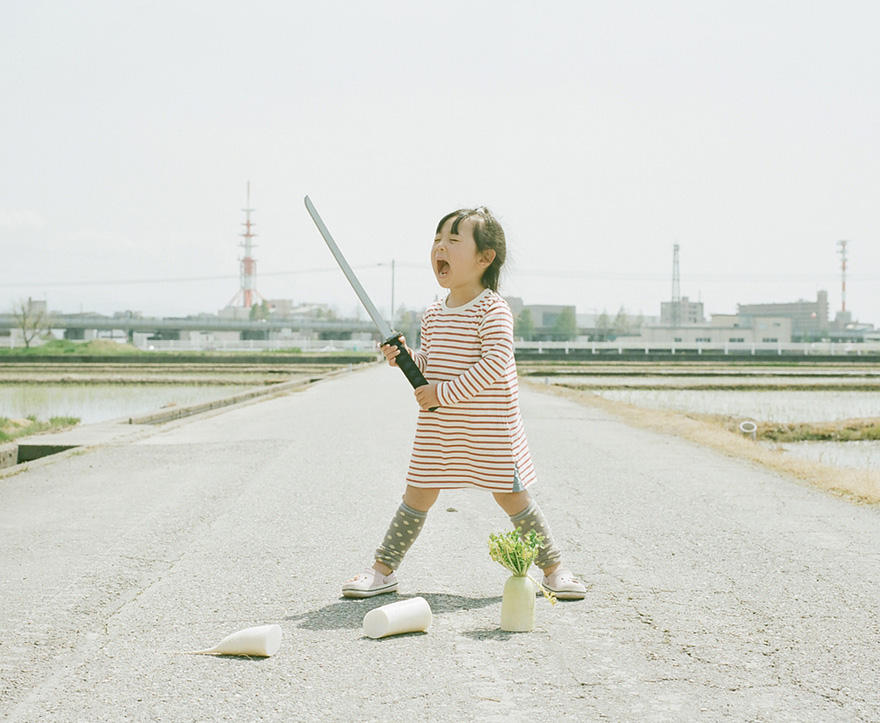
(508, 500), (562, 570)
(374, 501), (428, 571)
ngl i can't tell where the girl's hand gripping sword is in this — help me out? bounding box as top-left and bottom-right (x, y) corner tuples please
(304, 196), (438, 411)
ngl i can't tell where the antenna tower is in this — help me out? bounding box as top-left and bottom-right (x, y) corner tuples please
(671, 243), (681, 326)
(227, 181), (264, 309)
(837, 240), (848, 313)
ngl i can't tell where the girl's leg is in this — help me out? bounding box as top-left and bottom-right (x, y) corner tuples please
(492, 491), (562, 575)
(372, 485), (439, 575)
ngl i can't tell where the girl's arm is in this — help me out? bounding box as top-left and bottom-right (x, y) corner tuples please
(435, 302), (514, 407)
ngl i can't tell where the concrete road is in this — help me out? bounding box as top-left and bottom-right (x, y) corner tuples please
(1, 366), (878, 721)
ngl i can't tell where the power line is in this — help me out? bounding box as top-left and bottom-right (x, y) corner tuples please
(1, 266), (877, 288)
(511, 269), (880, 282)
(0, 265), (390, 288)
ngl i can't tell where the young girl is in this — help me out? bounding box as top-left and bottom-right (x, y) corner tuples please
(343, 206), (586, 600)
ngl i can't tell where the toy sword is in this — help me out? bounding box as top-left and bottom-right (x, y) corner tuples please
(304, 196), (437, 409)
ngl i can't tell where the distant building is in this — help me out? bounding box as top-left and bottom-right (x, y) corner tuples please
(26, 298), (49, 316)
(506, 296), (524, 319)
(639, 315), (792, 345)
(660, 296), (705, 325)
(506, 299), (577, 341)
(737, 291), (828, 341)
(217, 305), (252, 321)
(526, 305), (576, 331)
(828, 310), (874, 341)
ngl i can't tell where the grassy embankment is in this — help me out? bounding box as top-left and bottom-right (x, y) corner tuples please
(0, 339), (145, 356)
(0, 339), (379, 385)
(0, 339), (379, 358)
(0, 415), (79, 442)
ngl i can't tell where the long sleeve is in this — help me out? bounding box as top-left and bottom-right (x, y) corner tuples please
(435, 302), (514, 407)
(412, 309), (431, 373)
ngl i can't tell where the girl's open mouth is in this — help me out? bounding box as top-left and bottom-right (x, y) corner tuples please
(436, 259), (450, 277)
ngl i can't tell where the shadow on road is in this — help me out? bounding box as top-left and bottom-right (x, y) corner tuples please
(459, 628), (520, 640)
(286, 592), (502, 630)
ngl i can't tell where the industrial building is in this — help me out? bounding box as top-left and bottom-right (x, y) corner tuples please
(639, 315), (792, 345)
(660, 296), (705, 325)
(737, 291), (829, 341)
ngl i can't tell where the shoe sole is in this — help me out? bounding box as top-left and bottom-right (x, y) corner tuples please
(341, 582), (398, 599)
(538, 586), (586, 601)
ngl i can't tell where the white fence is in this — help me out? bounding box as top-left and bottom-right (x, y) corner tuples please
(5, 334), (880, 356)
(514, 340), (880, 356)
(134, 338), (380, 353)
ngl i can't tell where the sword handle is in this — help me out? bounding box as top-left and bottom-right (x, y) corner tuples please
(384, 334), (439, 412)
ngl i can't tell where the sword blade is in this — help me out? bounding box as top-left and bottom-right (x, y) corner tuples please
(304, 196), (394, 340)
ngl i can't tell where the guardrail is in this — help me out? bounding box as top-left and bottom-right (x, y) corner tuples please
(0, 314), (376, 334)
(136, 338), (380, 352)
(4, 334), (880, 356)
(514, 340), (880, 356)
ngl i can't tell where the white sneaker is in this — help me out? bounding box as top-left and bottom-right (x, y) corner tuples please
(542, 568), (586, 600)
(342, 568), (398, 599)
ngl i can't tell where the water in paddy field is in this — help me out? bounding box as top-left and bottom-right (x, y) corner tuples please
(546, 374), (880, 388)
(0, 384), (254, 425)
(586, 389), (880, 423)
(770, 440), (880, 471)
(547, 377), (880, 473)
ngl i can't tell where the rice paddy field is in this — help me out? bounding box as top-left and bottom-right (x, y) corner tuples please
(0, 356), (364, 428)
(521, 361), (880, 500)
(584, 389), (880, 422)
(0, 383), (259, 425)
(772, 440), (880, 472)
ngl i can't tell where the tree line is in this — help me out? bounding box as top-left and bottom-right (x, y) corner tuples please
(514, 307), (643, 342)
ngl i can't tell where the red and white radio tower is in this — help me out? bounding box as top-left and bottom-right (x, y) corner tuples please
(227, 181), (264, 309)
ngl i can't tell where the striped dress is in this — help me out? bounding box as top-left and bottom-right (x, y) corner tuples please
(406, 288), (537, 492)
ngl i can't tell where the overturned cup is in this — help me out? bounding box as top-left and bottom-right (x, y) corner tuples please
(363, 597), (432, 639)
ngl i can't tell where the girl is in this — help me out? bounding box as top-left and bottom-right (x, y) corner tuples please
(343, 206), (586, 600)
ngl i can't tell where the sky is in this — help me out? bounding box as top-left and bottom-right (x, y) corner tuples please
(2, 0), (878, 325)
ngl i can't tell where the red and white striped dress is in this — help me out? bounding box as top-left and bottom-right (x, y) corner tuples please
(407, 288), (536, 492)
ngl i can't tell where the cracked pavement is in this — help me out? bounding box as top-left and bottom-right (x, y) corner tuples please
(1, 365), (878, 721)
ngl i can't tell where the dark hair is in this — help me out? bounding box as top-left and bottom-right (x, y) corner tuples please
(435, 206), (506, 291)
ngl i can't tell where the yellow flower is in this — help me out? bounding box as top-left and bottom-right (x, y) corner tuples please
(488, 528), (556, 605)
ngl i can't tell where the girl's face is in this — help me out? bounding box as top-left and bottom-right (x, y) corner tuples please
(431, 216), (496, 293)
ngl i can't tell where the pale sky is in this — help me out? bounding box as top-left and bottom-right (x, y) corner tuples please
(2, 1), (878, 324)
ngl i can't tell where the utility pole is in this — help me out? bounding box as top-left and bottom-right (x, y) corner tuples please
(671, 243), (681, 327)
(390, 258), (396, 329)
(837, 240), (848, 313)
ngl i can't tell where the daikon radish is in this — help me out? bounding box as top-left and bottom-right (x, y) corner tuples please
(191, 624), (282, 657)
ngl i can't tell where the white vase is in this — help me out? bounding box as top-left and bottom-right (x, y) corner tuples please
(500, 575), (535, 632)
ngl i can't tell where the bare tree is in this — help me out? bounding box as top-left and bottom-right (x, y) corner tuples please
(594, 309), (612, 341)
(515, 308), (535, 341)
(613, 306), (630, 336)
(11, 297), (49, 349)
(552, 307), (578, 341)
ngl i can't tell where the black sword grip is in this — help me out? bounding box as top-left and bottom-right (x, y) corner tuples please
(385, 334), (439, 411)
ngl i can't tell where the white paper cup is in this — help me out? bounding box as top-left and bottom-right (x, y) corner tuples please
(362, 597), (432, 639)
